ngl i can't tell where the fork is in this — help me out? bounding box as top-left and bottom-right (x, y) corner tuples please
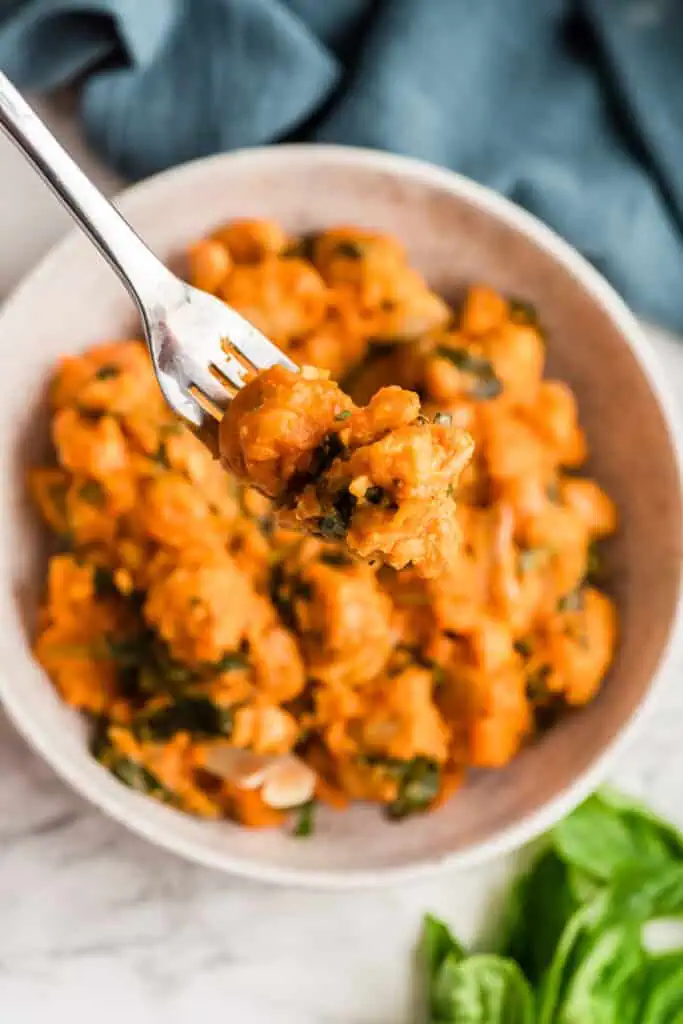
(0, 72), (297, 452)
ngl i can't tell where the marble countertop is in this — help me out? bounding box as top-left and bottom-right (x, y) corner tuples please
(2, 95), (683, 1024)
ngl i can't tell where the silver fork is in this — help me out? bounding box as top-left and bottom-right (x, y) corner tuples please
(0, 72), (296, 451)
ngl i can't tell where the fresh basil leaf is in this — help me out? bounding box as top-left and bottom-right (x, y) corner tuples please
(420, 913), (464, 988)
(551, 921), (645, 1024)
(601, 863), (683, 925)
(638, 954), (683, 1023)
(553, 791), (683, 884)
(501, 848), (580, 986)
(537, 897), (609, 1024)
(433, 954), (535, 1023)
(539, 863), (683, 1024)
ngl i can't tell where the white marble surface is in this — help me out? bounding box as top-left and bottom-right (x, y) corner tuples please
(1, 95), (683, 1024)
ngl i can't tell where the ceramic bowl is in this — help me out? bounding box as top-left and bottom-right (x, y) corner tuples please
(0, 145), (681, 887)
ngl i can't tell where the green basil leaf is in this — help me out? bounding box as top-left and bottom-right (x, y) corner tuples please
(552, 791), (683, 884)
(540, 864), (683, 1024)
(551, 922), (645, 1024)
(638, 954), (683, 1023)
(537, 897), (609, 1024)
(420, 913), (464, 989)
(432, 954), (534, 1023)
(501, 848), (580, 986)
(602, 863), (683, 925)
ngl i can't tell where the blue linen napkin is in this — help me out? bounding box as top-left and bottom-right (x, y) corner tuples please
(1, 0), (682, 330)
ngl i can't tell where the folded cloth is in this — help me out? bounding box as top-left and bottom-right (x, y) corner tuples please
(1, 0), (683, 330)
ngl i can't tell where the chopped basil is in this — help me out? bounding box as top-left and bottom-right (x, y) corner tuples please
(105, 634), (153, 667)
(310, 432), (347, 478)
(319, 549), (353, 567)
(317, 511), (348, 540)
(93, 566), (117, 598)
(212, 650), (248, 673)
(292, 579), (313, 601)
(91, 721), (176, 802)
(131, 696), (235, 742)
(386, 757), (441, 820)
(365, 485), (386, 505)
(334, 240), (364, 260)
(547, 480), (561, 503)
(525, 665), (551, 702)
(436, 346), (503, 400)
(292, 800), (316, 838)
(334, 487), (358, 528)
(95, 364), (120, 380)
(514, 638), (533, 658)
(586, 541), (602, 583)
(270, 562), (297, 629)
(287, 432), (348, 500)
(508, 297), (539, 326)
(517, 547), (547, 574)
(112, 759), (173, 800)
(431, 664), (446, 690)
(77, 407), (103, 422)
(558, 588), (584, 613)
(334, 410), (352, 422)
(282, 233), (317, 261)
(365, 339), (401, 357)
(153, 441), (171, 468)
(47, 481), (68, 519)
(78, 479), (105, 505)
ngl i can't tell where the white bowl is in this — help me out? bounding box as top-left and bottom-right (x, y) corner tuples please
(1, 145), (681, 887)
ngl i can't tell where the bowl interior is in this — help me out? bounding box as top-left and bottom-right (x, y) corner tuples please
(0, 146), (680, 883)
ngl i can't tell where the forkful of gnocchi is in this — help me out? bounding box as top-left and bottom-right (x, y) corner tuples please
(1, 72), (474, 576)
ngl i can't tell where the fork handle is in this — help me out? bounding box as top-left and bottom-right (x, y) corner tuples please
(0, 72), (170, 304)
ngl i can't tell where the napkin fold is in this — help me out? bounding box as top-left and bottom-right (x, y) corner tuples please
(1, 0), (683, 329)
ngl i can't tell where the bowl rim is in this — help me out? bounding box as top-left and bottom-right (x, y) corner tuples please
(1, 142), (682, 888)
